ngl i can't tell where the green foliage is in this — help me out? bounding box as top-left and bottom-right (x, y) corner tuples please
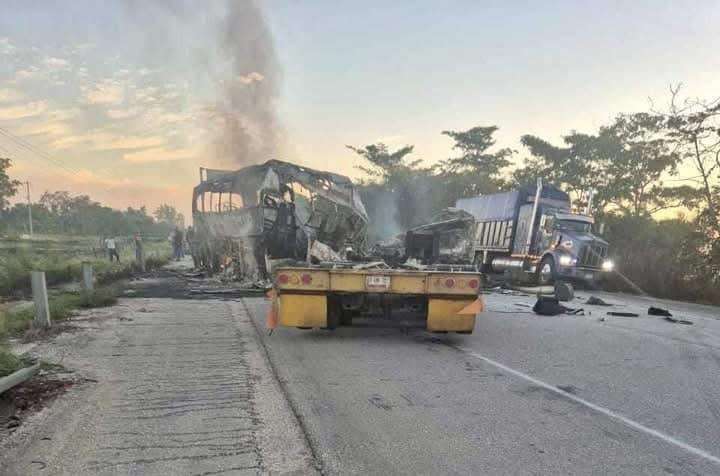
(0, 288), (119, 340)
(0, 158), (21, 212)
(0, 347), (22, 377)
(599, 214), (720, 303)
(154, 204), (180, 226)
(436, 126), (514, 204)
(1, 190), (174, 237)
(349, 143), (437, 240)
(0, 237), (172, 298)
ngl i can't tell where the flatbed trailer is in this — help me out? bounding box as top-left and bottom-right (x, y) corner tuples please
(269, 266), (484, 333)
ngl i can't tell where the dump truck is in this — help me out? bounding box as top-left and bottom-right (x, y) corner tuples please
(406, 179), (612, 285)
(193, 160), (483, 333)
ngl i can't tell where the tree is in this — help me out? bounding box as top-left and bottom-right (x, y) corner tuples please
(514, 114), (688, 217)
(514, 132), (610, 211)
(348, 143), (434, 239)
(436, 126), (513, 200)
(0, 158), (21, 211)
(661, 84), (720, 235)
(600, 113), (686, 216)
(154, 204), (180, 225)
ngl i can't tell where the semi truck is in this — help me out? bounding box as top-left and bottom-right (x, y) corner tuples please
(406, 180), (612, 285)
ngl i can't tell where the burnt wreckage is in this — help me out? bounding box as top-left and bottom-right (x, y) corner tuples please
(192, 160), (369, 280)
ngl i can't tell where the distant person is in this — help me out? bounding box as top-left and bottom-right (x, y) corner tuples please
(172, 227), (184, 261)
(186, 226), (198, 268)
(105, 236), (120, 262)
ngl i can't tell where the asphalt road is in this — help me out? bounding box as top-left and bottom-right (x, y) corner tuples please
(1, 295), (315, 475)
(243, 290), (720, 475)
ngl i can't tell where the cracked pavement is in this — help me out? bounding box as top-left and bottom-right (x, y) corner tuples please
(0, 271), (316, 475)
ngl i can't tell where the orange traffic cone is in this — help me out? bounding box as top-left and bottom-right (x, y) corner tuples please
(266, 289), (278, 331)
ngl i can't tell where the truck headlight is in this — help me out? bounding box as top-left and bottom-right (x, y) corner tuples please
(602, 259), (614, 271)
(558, 255), (574, 266)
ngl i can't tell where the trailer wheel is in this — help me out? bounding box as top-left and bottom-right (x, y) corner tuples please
(536, 256), (556, 285)
(326, 296), (341, 330)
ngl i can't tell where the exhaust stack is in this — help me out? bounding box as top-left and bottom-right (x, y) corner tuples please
(525, 177), (542, 254)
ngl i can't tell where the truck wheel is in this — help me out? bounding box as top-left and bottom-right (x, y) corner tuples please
(326, 297), (341, 330)
(536, 256), (556, 285)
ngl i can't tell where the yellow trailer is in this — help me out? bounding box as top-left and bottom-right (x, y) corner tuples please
(269, 266), (484, 334)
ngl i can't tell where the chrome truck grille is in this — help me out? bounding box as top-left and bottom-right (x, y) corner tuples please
(579, 243), (607, 268)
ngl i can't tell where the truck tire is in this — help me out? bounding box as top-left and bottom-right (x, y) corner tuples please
(326, 296), (341, 330)
(536, 256), (556, 285)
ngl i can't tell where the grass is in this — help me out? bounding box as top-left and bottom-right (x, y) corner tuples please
(0, 288), (119, 340)
(0, 346), (22, 377)
(0, 237), (172, 298)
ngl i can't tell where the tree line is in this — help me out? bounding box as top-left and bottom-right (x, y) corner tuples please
(0, 167), (182, 238)
(350, 87), (720, 304)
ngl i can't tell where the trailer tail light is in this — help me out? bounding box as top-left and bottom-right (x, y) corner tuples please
(468, 279), (479, 289)
(273, 269), (329, 291)
(445, 278), (455, 288)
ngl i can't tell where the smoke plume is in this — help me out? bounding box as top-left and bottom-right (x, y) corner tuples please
(122, 0), (282, 167)
(211, 0), (281, 165)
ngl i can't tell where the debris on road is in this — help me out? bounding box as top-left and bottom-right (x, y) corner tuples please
(648, 306), (672, 317)
(554, 281), (574, 301)
(586, 296), (612, 306)
(664, 316), (693, 325)
(0, 366), (76, 438)
(607, 311), (640, 317)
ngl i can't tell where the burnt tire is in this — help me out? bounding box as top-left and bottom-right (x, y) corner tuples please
(536, 256), (556, 285)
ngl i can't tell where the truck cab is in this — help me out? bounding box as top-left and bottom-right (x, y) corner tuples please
(534, 211), (611, 284)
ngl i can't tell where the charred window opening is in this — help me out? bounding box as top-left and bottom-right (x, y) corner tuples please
(191, 160), (369, 281)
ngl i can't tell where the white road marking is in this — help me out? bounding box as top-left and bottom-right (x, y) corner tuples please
(458, 345), (720, 467)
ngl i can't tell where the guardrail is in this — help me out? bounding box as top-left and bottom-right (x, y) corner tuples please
(0, 363), (41, 395)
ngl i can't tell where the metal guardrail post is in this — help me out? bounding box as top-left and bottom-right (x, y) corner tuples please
(0, 363), (41, 394)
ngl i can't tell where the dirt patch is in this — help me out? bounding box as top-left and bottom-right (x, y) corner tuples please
(0, 371), (77, 440)
(121, 268), (264, 300)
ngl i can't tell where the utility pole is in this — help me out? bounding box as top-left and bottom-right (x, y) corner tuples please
(25, 181), (33, 235)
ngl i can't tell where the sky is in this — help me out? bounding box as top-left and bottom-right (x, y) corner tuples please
(1, 0), (719, 220)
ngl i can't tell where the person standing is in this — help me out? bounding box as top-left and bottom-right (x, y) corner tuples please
(172, 227), (184, 261)
(185, 226), (198, 268)
(105, 236), (120, 262)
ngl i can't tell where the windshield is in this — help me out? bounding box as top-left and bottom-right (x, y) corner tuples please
(556, 219), (591, 233)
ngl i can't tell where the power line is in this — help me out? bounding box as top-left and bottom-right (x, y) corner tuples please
(2, 126), (118, 179)
(0, 127), (85, 177)
(0, 126), (117, 189)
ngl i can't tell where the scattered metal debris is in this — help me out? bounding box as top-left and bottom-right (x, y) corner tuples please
(192, 160), (369, 281)
(554, 281), (574, 302)
(664, 316), (693, 325)
(648, 306), (672, 317)
(586, 296), (611, 306)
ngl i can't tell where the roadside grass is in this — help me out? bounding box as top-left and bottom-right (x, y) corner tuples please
(0, 288), (119, 341)
(0, 237), (172, 298)
(0, 346), (22, 377)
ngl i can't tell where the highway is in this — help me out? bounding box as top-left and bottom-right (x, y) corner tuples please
(244, 290), (720, 475)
